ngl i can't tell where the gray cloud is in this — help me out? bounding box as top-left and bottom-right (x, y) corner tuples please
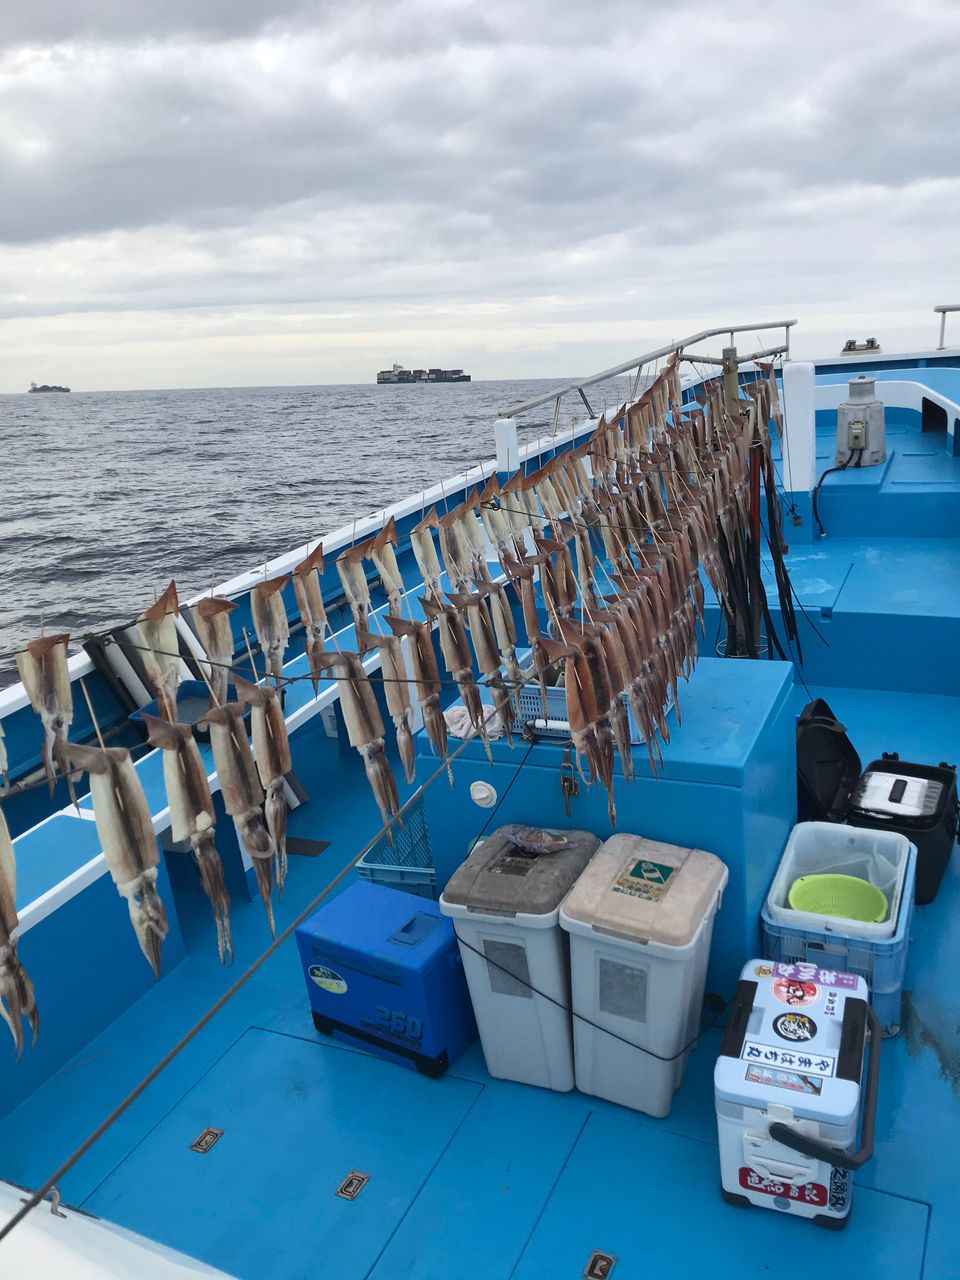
(1, 0), (958, 390)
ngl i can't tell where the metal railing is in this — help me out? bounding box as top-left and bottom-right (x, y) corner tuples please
(497, 318), (797, 418)
(935, 304), (960, 351)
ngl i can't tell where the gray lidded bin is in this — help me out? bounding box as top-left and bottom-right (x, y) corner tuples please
(439, 827), (600, 1090)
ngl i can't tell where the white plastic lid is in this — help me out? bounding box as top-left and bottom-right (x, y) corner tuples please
(560, 833), (728, 947)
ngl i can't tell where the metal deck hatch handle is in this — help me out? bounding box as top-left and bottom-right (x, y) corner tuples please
(769, 1005), (881, 1172)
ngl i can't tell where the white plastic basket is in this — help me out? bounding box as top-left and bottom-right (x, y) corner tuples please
(512, 660), (674, 745)
(765, 821), (911, 941)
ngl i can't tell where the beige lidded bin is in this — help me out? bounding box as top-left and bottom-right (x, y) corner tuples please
(560, 833), (728, 1117)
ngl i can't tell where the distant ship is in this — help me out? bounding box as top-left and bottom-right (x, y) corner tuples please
(28, 381), (70, 393)
(377, 362), (471, 384)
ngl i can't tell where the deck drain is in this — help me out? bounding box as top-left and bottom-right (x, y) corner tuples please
(336, 1171), (370, 1201)
(190, 1127), (224, 1154)
(583, 1251), (617, 1279)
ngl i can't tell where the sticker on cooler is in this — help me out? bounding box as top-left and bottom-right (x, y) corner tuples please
(741, 1040), (836, 1077)
(773, 1012), (817, 1042)
(612, 858), (675, 903)
(773, 962), (859, 990)
(739, 1167), (828, 1206)
(308, 965), (348, 994)
(771, 978), (820, 1007)
(745, 1064), (824, 1095)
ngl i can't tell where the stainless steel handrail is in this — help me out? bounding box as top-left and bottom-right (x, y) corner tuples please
(935, 304), (960, 351)
(497, 318), (797, 417)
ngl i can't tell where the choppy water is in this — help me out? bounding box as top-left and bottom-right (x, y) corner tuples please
(0, 379), (621, 683)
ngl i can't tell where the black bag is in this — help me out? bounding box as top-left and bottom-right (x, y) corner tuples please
(797, 698), (958, 905)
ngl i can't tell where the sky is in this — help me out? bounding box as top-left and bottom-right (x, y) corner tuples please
(0, 0), (958, 392)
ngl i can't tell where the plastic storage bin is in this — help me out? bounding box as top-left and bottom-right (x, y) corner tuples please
(296, 880), (476, 1075)
(762, 846), (916, 1036)
(766, 822), (911, 941)
(357, 793), (437, 899)
(715, 960), (879, 1229)
(439, 826), (600, 1091)
(560, 834), (729, 1117)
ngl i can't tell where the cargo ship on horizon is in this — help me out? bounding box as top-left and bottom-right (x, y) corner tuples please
(377, 362), (471, 384)
(28, 381), (70, 393)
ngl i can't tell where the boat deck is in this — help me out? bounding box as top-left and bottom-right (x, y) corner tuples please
(2, 408), (960, 1278)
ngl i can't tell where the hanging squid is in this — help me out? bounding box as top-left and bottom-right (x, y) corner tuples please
(318, 652), (401, 836)
(337, 547), (374, 650)
(368, 517), (406, 617)
(200, 702), (277, 936)
(292, 544), (328, 693)
(421, 595), (492, 760)
(194, 595), (238, 706)
(141, 714), (233, 965)
(16, 633), (73, 797)
(65, 743), (170, 976)
(386, 615), (451, 783)
(139, 581), (182, 721)
(369, 634), (417, 784)
(250, 575), (290, 683)
(0, 806), (39, 1056)
(448, 590), (515, 745)
(233, 674), (292, 896)
(539, 635), (617, 825)
(410, 508), (445, 602)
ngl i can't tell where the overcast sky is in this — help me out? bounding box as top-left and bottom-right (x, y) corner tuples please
(1, 0), (957, 391)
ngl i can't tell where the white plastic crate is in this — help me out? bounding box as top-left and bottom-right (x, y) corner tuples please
(766, 822), (911, 941)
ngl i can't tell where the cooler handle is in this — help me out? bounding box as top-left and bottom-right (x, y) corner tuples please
(769, 1006), (881, 1172)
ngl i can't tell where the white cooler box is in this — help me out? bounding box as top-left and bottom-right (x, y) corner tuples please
(715, 959), (881, 1229)
(560, 834), (728, 1118)
(439, 826), (599, 1091)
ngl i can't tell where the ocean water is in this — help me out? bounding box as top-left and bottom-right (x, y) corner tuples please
(0, 378), (625, 683)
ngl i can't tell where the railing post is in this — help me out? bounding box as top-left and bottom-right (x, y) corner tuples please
(780, 362), (818, 541)
(722, 346), (740, 417)
(494, 417), (519, 472)
(939, 311), (947, 351)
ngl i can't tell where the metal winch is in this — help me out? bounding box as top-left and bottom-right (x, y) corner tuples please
(836, 375), (886, 466)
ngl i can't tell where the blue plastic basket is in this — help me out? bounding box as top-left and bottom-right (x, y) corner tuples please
(761, 845), (916, 1037)
(357, 794), (438, 900)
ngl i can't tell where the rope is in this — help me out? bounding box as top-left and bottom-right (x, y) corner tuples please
(455, 931), (728, 1063)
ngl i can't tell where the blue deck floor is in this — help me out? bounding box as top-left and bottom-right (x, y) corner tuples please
(0, 676), (956, 1278)
(2, 421), (960, 1278)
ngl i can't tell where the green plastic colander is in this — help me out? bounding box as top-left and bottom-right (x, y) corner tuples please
(788, 873), (888, 923)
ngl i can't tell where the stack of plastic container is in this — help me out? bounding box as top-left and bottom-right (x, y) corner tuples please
(761, 821), (915, 1036)
(560, 834), (728, 1117)
(439, 826), (599, 1091)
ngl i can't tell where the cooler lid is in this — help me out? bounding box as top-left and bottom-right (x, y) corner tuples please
(714, 960), (868, 1125)
(796, 697), (861, 822)
(560, 834), (728, 947)
(296, 880), (453, 971)
(441, 826), (600, 917)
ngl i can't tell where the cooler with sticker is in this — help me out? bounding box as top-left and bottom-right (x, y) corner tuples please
(439, 825), (600, 1091)
(295, 880), (477, 1077)
(560, 833), (728, 1117)
(715, 959), (881, 1229)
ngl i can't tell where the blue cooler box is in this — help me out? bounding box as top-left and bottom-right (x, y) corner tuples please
(296, 880), (476, 1076)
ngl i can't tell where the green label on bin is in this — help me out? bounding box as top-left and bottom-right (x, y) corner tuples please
(612, 859), (675, 903)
